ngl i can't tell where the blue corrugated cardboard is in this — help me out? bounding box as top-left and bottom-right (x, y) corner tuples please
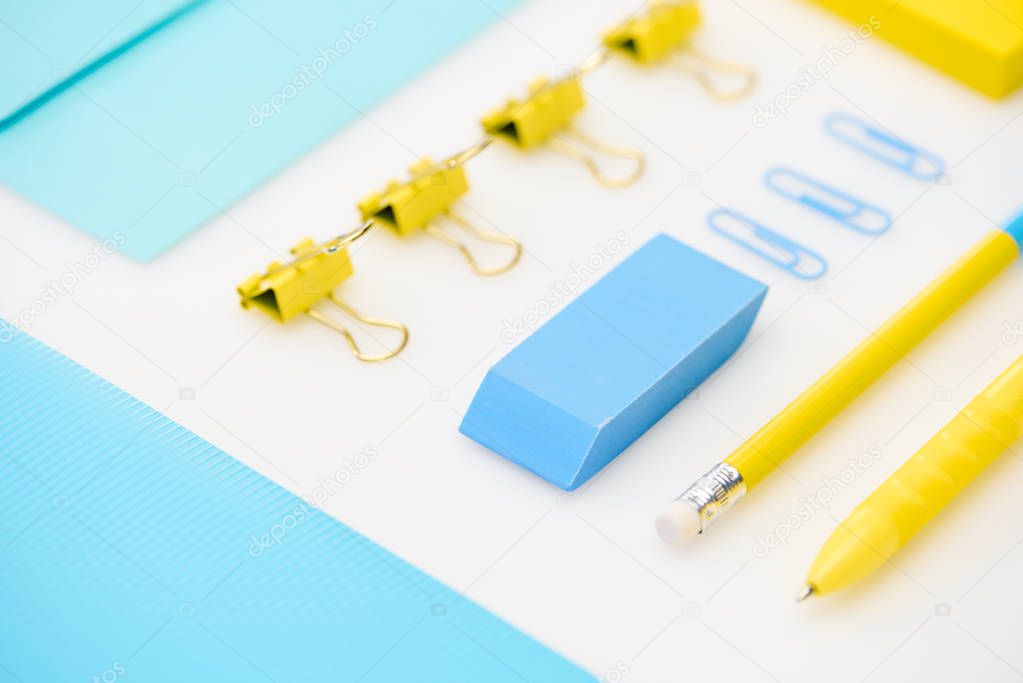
(0, 331), (593, 682)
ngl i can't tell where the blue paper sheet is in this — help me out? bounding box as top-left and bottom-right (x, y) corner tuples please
(0, 331), (593, 682)
(0, 0), (519, 260)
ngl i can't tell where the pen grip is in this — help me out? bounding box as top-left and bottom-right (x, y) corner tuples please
(860, 355), (1023, 546)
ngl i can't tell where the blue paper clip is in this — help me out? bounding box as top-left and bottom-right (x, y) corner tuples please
(824, 112), (945, 181)
(707, 208), (827, 280)
(764, 167), (893, 235)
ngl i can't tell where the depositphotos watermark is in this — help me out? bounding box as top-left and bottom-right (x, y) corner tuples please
(598, 661), (631, 683)
(247, 446), (378, 558)
(0, 233), (126, 343)
(752, 445), (882, 558)
(248, 15), (378, 128)
(499, 231), (631, 344)
(752, 17), (880, 128)
(91, 662), (126, 683)
(1003, 320), (1023, 345)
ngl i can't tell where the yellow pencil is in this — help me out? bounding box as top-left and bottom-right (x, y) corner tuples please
(657, 222), (1022, 543)
(799, 353), (1023, 599)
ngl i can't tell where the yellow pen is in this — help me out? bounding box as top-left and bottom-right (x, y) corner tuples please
(799, 353), (1023, 599)
(657, 217), (1023, 543)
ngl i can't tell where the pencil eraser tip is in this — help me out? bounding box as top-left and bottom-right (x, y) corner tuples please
(656, 500), (701, 544)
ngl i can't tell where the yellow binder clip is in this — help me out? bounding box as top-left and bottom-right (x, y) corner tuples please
(358, 156), (522, 276)
(481, 75), (645, 189)
(603, 1), (756, 101)
(236, 222), (409, 362)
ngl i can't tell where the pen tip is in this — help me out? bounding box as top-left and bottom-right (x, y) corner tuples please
(795, 584), (814, 602)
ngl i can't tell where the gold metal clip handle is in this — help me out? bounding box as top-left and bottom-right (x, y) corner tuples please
(577, 47), (611, 76)
(425, 211), (522, 277)
(549, 126), (646, 189)
(673, 48), (756, 102)
(445, 135), (497, 169)
(307, 292), (409, 362)
(261, 220), (376, 283)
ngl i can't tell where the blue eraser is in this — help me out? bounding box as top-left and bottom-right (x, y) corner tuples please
(460, 233), (768, 490)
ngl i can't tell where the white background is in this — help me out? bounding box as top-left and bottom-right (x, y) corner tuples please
(3, 1), (1023, 681)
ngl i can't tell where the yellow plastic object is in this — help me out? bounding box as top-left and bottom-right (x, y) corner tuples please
(237, 237), (353, 323)
(237, 227), (410, 362)
(603, 1), (701, 64)
(357, 157), (522, 275)
(600, 0), (755, 102)
(808, 0), (1023, 98)
(806, 353), (1023, 597)
(481, 77), (585, 149)
(358, 159), (469, 236)
(726, 230), (1021, 488)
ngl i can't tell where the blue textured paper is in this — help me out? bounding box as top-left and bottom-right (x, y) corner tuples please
(0, 0), (205, 126)
(460, 234), (767, 490)
(0, 0), (519, 260)
(0, 331), (593, 683)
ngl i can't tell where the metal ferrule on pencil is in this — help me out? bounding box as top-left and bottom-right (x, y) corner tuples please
(678, 462), (746, 534)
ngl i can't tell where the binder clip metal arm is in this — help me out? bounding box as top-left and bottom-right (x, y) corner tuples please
(481, 76), (646, 188)
(357, 157), (522, 276)
(237, 222), (409, 362)
(603, 1), (756, 102)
